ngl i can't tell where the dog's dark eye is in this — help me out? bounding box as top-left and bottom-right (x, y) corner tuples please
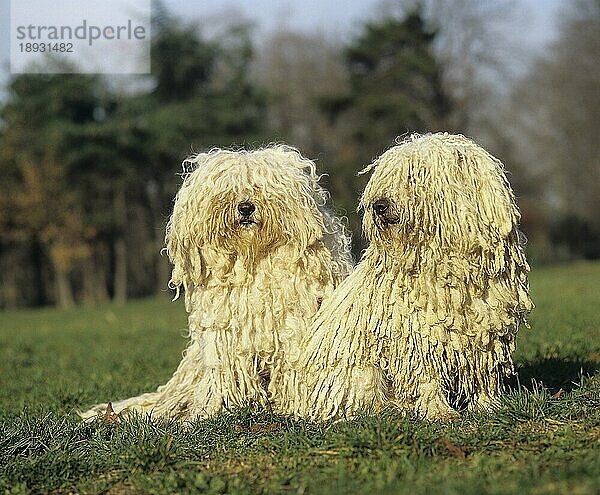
(237, 201), (255, 216)
(372, 199), (390, 216)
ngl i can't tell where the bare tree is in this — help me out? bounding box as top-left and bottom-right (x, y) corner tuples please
(252, 29), (349, 157)
(493, 0), (600, 260)
(367, 0), (521, 134)
(427, 0), (522, 132)
(512, 1), (599, 223)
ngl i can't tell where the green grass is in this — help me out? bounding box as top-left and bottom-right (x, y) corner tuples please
(1, 262), (599, 494)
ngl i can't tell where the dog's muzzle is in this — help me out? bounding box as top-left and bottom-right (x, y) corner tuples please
(237, 201), (256, 226)
(372, 198), (400, 225)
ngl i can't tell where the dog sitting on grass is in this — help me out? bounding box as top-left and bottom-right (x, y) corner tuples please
(81, 145), (352, 421)
(291, 133), (533, 421)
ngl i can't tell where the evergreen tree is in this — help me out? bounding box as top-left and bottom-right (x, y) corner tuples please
(325, 10), (451, 162)
(316, 10), (452, 252)
(0, 73), (104, 308)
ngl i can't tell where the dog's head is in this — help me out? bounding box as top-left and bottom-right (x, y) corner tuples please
(359, 133), (521, 256)
(165, 146), (341, 290)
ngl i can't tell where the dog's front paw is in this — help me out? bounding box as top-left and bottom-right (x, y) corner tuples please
(423, 402), (461, 421)
(468, 390), (500, 413)
(414, 387), (460, 422)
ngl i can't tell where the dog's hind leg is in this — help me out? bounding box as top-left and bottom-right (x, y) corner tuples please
(465, 338), (514, 413)
(299, 364), (384, 420)
(467, 364), (504, 413)
(412, 379), (460, 421)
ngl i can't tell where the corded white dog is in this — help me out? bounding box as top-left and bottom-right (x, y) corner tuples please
(291, 133), (533, 421)
(81, 145), (353, 420)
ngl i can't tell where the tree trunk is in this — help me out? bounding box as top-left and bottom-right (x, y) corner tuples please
(48, 242), (75, 309)
(32, 240), (47, 306)
(147, 179), (171, 293)
(81, 249), (109, 306)
(113, 237), (127, 305)
(51, 256), (75, 309)
(0, 246), (19, 309)
(94, 245), (110, 303)
(81, 255), (96, 306)
(112, 186), (128, 305)
(54, 263), (75, 309)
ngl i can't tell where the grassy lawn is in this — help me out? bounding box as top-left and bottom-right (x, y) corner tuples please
(1, 262), (599, 494)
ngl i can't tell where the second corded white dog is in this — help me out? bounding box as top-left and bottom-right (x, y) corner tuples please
(290, 133), (533, 421)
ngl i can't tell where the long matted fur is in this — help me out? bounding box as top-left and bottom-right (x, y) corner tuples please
(290, 133), (533, 421)
(81, 145), (353, 420)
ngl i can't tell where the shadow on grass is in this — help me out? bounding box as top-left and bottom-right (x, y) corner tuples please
(509, 356), (600, 393)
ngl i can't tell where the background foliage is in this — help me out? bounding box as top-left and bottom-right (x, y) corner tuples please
(0, 0), (598, 308)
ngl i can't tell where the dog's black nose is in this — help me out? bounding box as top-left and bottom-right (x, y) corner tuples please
(373, 199), (390, 215)
(237, 201), (255, 216)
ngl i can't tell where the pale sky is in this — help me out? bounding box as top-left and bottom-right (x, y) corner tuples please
(0, 0), (564, 92)
(161, 0), (562, 47)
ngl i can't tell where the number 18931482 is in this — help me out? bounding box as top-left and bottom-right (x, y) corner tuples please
(19, 43), (74, 53)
